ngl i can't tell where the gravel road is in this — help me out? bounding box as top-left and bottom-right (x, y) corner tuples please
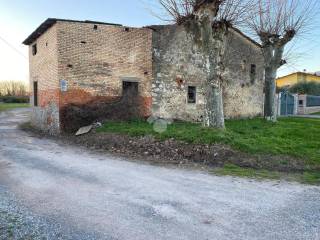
(0, 108), (319, 240)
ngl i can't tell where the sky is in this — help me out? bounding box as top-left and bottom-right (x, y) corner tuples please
(0, 0), (319, 83)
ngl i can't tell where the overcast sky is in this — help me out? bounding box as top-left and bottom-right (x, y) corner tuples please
(0, 0), (319, 83)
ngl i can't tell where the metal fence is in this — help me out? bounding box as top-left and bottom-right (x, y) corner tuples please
(306, 95), (320, 107)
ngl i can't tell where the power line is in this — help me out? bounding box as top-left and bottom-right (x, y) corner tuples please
(0, 35), (28, 60)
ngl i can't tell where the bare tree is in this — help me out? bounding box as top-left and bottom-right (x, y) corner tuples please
(0, 81), (28, 96)
(157, 0), (253, 128)
(246, 0), (319, 121)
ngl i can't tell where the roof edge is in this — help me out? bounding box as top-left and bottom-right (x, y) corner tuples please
(277, 71), (320, 80)
(23, 18), (123, 45)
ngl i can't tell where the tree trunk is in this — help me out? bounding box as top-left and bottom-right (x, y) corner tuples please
(264, 66), (277, 122)
(262, 44), (284, 122)
(204, 83), (225, 128)
(185, 5), (227, 129)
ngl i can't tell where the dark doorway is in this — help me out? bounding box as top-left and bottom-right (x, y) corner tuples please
(33, 81), (38, 106)
(122, 81), (138, 97)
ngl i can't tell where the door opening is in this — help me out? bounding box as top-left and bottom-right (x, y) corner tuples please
(33, 81), (38, 106)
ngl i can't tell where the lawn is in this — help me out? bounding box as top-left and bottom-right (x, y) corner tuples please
(97, 117), (320, 165)
(0, 103), (29, 112)
(311, 112), (320, 115)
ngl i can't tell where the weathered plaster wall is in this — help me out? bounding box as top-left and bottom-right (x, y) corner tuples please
(28, 24), (60, 134)
(151, 25), (264, 121)
(56, 21), (153, 113)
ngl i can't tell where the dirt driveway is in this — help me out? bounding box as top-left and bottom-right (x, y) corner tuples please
(0, 108), (319, 240)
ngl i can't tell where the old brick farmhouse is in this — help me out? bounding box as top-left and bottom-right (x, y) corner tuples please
(23, 18), (264, 134)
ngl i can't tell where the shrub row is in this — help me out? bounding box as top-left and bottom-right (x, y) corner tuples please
(0, 96), (29, 103)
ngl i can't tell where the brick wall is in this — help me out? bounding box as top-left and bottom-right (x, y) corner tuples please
(151, 25), (264, 121)
(28, 24), (60, 134)
(28, 20), (153, 134)
(56, 21), (153, 111)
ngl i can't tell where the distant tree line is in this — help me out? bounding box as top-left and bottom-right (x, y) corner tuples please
(0, 81), (29, 103)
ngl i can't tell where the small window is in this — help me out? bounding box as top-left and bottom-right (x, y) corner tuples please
(93, 25), (98, 30)
(188, 86), (196, 104)
(250, 64), (256, 74)
(299, 100), (304, 106)
(250, 64), (256, 84)
(32, 44), (37, 56)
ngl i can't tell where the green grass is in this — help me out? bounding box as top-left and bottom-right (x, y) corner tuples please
(302, 171), (320, 185)
(213, 164), (320, 185)
(311, 112), (320, 115)
(0, 103), (29, 111)
(214, 164), (281, 180)
(97, 117), (320, 164)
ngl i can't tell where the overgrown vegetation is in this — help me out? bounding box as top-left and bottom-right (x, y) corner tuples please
(0, 103), (29, 112)
(98, 117), (320, 165)
(60, 86), (142, 133)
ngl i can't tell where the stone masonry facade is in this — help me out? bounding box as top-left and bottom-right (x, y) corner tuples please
(151, 25), (264, 121)
(24, 19), (264, 134)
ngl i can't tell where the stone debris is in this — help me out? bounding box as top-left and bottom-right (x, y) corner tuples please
(75, 125), (93, 136)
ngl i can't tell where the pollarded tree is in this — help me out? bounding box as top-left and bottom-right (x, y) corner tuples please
(157, 0), (254, 129)
(247, 0), (318, 121)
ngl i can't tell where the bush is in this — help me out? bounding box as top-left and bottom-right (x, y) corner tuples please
(0, 96), (29, 103)
(60, 88), (143, 133)
(289, 81), (320, 95)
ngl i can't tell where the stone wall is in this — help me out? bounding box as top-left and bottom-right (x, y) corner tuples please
(151, 25), (264, 121)
(28, 24), (60, 134)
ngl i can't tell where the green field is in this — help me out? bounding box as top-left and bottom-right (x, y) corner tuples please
(0, 103), (29, 112)
(98, 117), (320, 165)
(311, 112), (320, 115)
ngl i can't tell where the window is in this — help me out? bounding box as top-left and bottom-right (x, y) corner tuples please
(93, 25), (98, 30)
(123, 81), (138, 96)
(299, 100), (304, 106)
(33, 81), (38, 106)
(32, 44), (37, 56)
(188, 86), (196, 104)
(250, 64), (256, 84)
